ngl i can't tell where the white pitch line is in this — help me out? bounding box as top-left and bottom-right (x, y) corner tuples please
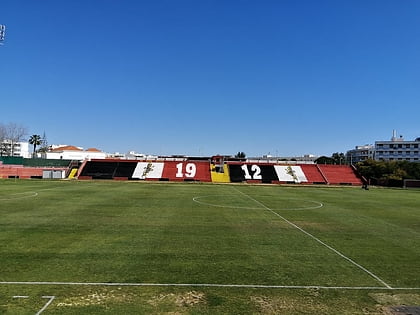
(0, 192), (38, 201)
(36, 296), (55, 315)
(1, 281), (419, 290)
(233, 187), (393, 289)
(193, 195), (324, 211)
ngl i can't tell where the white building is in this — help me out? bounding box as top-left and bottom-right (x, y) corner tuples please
(346, 145), (375, 164)
(0, 140), (30, 158)
(43, 145), (107, 161)
(374, 131), (420, 162)
(347, 131), (420, 163)
(125, 151), (158, 160)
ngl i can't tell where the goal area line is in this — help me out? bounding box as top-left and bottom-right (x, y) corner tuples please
(1, 281), (419, 290)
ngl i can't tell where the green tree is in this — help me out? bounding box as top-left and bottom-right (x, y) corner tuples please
(29, 134), (42, 158)
(402, 161), (420, 179)
(356, 159), (420, 182)
(332, 152), (346, 165)
(356, 159), (378, 179)
(315, 156), (335, 164)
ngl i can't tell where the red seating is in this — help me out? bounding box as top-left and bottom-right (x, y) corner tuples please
(299, 164), (326, 184)
(316, 165), (362, 185)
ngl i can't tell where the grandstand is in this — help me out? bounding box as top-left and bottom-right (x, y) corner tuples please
(0, 154), (363, 185)
(76, 157), (363, 186)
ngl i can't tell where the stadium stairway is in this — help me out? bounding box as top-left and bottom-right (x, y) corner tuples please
(67, 168), (78, 179)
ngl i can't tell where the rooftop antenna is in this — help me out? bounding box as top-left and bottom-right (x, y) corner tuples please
(0, 25), (5, 45)
(391, 129), (397, 141)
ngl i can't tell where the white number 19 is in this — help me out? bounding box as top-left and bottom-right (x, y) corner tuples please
(176, 163), (197, 178)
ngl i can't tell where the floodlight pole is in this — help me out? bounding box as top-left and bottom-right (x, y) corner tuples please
(0, 24), (6, 45)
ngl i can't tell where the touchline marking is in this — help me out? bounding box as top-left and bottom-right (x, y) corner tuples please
(1, 281), (419, 290)
(232, 187), (393, 289)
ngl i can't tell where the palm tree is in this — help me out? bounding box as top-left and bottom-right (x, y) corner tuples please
(29, 134), (42, 158)
(235, 152), (246, 159)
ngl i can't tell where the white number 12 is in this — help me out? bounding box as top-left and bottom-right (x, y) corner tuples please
(241, 165), (262, 180)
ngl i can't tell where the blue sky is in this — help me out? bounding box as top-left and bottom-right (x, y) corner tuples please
(1, 0), (419, 157)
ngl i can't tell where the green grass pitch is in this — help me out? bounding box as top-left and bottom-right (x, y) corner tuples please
(0, 179), (419, 314)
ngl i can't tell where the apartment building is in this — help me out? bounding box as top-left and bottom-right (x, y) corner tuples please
(375, 132), (420, 162)
(347, 131), (420, 163)
(0, 140), (30, 158)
